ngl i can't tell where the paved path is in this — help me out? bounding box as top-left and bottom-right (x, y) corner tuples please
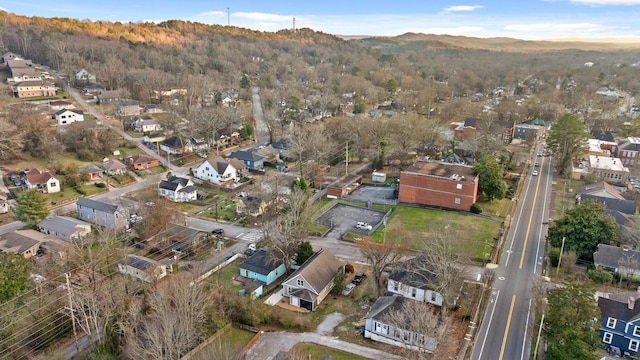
(251, 87), (270, 145)
(245, 311), (407, 360)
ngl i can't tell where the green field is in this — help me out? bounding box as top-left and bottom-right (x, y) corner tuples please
(362, 204), (501, 263)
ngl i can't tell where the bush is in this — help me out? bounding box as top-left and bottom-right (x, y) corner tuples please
(588, 268), (614, 284)
(95, 182), (106, 188)
(470, 203), (483, 214)
(549, 247), (561, 267)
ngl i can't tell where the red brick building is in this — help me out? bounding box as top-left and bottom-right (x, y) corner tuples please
(124, 154), (161, 170)
(398, 160), (479, 211)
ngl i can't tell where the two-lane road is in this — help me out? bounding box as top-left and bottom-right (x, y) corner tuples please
(472, 145), (553, 360)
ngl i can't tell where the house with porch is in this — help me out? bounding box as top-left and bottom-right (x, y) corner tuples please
(387, 256), (445, 307)
(78, 164), (103, 181)
(158, 176), (198, 202)
(130, 117), (162, 133)
(160, 136), (190, 155)
(24, 168), (60, 193)
(76, 197), (129, 231)
(37, 216), (92, 242)
(364, 296), (438, 353)
(239, 249), (286, 286)
(281, 249), (343, 311)
(193, 156), (239, 184)
(101, 159), (127, 176)
(54, 109), (84, 126)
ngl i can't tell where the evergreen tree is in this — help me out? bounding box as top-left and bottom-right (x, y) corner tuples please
(13, 189), (49, 227)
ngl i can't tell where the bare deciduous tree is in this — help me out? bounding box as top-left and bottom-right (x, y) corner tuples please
(361, 242), (404, 298)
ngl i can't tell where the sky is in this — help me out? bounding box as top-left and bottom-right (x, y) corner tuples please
(2, 0), (640, 40)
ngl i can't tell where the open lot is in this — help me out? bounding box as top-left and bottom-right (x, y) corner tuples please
(315, 203), (387, 239)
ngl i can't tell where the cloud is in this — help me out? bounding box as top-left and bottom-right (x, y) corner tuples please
(569, 0), (640, 5)
(233, 12), (292, 22)
(443, 5), (484, 12)
(196, 11), (226, 18)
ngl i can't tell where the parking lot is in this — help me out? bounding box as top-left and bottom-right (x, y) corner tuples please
(315, 203), (387, 239)
(345, 185), (397, 205)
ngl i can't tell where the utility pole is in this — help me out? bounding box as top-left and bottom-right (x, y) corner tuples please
(556, 236), (566, 275)
(65, 273), (79, 354)
(227, 7), (230, 26)
(345, 141), (349, 175)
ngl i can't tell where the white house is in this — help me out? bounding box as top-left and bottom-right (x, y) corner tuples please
(386, 256), (445, 307)
(192, 156), (238, 184)
(364, 296), (438, 353)
(24, 168), (60, 194)
(54, 109), (84, 126)
(131, 117), (163, 132)
(158, 176), (198, 202)
(118, 254), (168, 283)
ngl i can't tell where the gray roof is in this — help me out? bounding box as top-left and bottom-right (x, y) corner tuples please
(228, 150), (264, 162)
(54, 109), (83, 116)
(577, 194), (635, 216)
(594, 243), (640, 270)
(577, 181), (625, 200)
(598, 296), (640, 323)
(240, 249), (284, 276)
(123, 254), (158, 271)
(365, 295), (405, 320)
(178, 185), (198, 194)
(37, 216), (91, 238)
(0, 231), (41, 255)
(78, 164), (102, 174)
(388, 256), (438, 290)
(76, 197), (119, 214)
(285, 249), (342, 293)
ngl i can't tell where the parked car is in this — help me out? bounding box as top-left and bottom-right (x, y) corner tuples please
(342, 283), (356, 296)
(248, 243), (257, 252)
(534, 161), (539, 167)
(352, 272), (367, 285)
(356, 222), (372, 231)
(211, 228), (224, 235)
(532, 170), (538, 176)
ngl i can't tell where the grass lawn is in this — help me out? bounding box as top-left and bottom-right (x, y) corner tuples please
(289, 343), (371, 360)
(201, 199), (237, 222)
(476, 197), (513, 219)
(208, 259), (242, 291)
(367, 205), (501, 263)
(125, 130), (145, 138)
(114, 146), (145, 157)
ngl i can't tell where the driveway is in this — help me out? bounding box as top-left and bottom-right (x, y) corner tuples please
(251, 87), (270, 145)
(244, 312), (406, 360)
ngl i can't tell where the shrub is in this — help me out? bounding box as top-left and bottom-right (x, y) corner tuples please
(549, 247), (561, 267)
(95, 182), (106, 188)
(588, 268), (613, 284)
(470, 203), (483, 214)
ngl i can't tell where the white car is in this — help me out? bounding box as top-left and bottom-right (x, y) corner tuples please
(532, 170), (538, 176)
(356, 222), (372, 230)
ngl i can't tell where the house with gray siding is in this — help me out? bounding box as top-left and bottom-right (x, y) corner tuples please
(76, 197), (129, 231)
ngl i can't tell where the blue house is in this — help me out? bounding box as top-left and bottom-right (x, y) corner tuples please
(227, 150), (264, 170)
(598, 293), (640, 357)
(239, 249), (286, 286)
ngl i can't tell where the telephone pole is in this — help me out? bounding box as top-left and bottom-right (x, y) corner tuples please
(227, 8), (230, 26)
(345, 141), (349, 175)
(65, 273), (79, 354)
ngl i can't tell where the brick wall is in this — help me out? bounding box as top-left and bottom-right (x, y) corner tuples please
(398, 172), (477, 211)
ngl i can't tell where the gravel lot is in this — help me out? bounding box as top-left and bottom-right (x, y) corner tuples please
(315, 203), (387, 239)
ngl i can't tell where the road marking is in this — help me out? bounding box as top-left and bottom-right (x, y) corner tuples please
(237, 231), (263, 242)
(519, 156), (544, 269)
(476, 290), (500, 359)
(499, 295), (517, 360)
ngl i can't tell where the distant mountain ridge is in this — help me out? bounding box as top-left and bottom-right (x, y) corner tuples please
(341, 32), (640, 52)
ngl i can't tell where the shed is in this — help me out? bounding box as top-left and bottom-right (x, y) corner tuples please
(372, 172), (387, 183)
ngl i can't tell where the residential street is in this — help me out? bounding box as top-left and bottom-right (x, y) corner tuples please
(251, 87), (270, 145)
(471, 144), (552, 360)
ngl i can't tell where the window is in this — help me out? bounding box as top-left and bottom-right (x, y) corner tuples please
(631, 340), (640, 352)
(454, 197), (461, 205)
(411, 288), (417, 298)
(607, 318), (617, 329)
(297, 279), (304, 287)
(634, 326), (640, 337)
(431, 293), (437, 302)
(456, 184), (462, 190)
(603, 332), (613, 344)
(393, 281), (399, 291)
